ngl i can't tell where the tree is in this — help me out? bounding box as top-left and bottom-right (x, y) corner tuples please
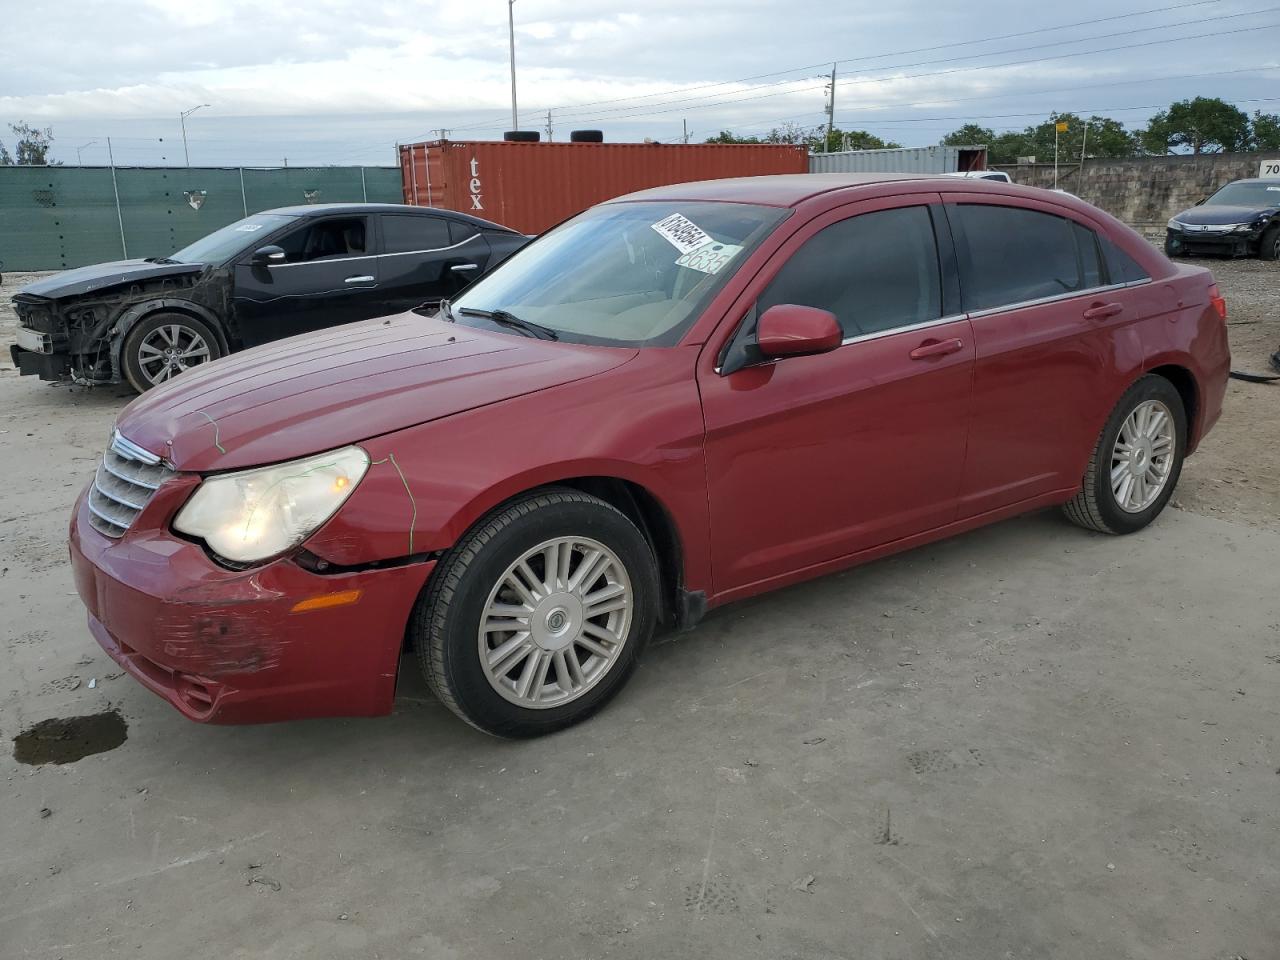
(0, 122), (58, 165)
(704, 123), (900, 152)
(942, 124), (995, 147)
(1140, 97), (1250, 154)
(1252, 111), (1280, 151)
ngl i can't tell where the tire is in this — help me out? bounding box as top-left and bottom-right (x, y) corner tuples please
(1062, 375), (1187, 535)
(412, 488), (659, 737)
(121, 311), (222, 393)
(502, 130), (541, 143)
(1260, 224), (1280, 261)
(1164, 236), (1184, 258)
(569, 130), (604, 143)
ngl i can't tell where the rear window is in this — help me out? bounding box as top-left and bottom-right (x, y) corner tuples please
(1100, 235), (1151, 284)
(954, 205), (1094, 311)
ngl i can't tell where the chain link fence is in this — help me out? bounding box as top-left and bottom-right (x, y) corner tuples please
(0, 165), (402, 271)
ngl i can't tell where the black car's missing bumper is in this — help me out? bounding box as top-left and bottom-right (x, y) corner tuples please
(1165, 223), (1267, 257)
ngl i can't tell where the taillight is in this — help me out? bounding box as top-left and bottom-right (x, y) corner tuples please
(1209, 283), (1227, 322)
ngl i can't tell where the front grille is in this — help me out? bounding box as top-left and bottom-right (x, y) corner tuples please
(87, 434), (174, 538)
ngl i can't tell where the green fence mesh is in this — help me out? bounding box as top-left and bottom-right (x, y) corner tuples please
(0, 166), (402, 271)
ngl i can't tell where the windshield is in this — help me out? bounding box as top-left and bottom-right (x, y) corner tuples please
(451, 201), (788, 347)
(1206, 181), (1280, 207)
(170, 214), (297, 264)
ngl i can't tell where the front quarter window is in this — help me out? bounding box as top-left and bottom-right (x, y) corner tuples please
(451, 201), (787, 346)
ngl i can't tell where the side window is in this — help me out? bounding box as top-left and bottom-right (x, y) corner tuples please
(273, 217), (368, 263)
(449, 220), (480, 244)
(758, 205), (942, 338)
(955, 205), (1088, 310)
(1099, 234), (1151, 284)
(1073, 222), (1104, 289)
(382, 215), (451, 254)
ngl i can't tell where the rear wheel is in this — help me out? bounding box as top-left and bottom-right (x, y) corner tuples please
(412, 488), (659, 737)
(1260, 224), (1280, 261)
(121, 312), (222, 392)
(1062, 375), (1186, 535)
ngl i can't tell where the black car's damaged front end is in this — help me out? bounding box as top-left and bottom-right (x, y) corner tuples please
(9, 264), (230, 384)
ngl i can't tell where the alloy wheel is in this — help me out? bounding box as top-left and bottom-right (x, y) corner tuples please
(1110, 399), (1175, 513)
(136, 323), (212, 384)
(478, 536), (633, 709)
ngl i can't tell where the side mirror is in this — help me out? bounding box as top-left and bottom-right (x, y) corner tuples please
(252, 245), (287, 266)
(756, 304), (842, 359)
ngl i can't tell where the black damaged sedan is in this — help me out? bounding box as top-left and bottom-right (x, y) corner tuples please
(10, 203), (528, 392)
(1165, 178), (1280, 260)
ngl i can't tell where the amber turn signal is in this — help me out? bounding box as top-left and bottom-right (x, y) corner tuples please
(290, 589), (363, 614)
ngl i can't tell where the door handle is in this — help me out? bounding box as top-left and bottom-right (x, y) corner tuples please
(909, 337), (964, 360)
(344, 275), (375, 284)
(450, 263), (479, 273)
(1083, 301), (1123, 321)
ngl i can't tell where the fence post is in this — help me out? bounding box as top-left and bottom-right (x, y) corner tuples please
(107, 137), (128, 259)
(360, 166), (368, 202)
(239, 167), (248, 216)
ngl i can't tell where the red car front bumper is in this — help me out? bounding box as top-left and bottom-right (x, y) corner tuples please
(69, 490), (434, 724)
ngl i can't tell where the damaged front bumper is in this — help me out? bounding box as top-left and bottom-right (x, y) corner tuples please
(69, 483), (435, 724)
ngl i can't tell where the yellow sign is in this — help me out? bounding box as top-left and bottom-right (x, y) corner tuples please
(1055, 121), (1069, 133)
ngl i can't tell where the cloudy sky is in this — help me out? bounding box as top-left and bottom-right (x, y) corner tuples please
(2, 0), (1278, 167)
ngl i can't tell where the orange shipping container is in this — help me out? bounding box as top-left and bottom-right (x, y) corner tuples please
(398, 140), (810, 234)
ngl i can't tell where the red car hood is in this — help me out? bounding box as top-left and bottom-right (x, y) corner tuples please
(116, 313), (638, 472)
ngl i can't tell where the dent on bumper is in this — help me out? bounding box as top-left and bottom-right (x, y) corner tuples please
(70, 498), (435, 724)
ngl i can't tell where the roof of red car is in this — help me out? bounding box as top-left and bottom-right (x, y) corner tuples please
(614, 173), (952, 208)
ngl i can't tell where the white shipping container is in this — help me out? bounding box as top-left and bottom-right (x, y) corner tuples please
(809, 144), (987, 175)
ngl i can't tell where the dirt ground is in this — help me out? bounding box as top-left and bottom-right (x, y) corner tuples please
(1, 260), (1278, 960)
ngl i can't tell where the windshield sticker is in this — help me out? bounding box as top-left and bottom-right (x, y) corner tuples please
(675, 241), (744, 275)
(1268, 186), (1280, 191)
(651, 213), (713, 254)
(235, 224), (266, 232)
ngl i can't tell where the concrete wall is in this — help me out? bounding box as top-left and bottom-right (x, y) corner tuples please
(991, 151), (1280, 235)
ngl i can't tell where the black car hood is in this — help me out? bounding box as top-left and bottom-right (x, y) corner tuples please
(16, 260), (205, 301)
(1172, 204), (1278, 226)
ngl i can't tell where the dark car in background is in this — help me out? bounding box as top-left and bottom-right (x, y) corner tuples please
(1165, 178), (1280, 260)
(9, 203), (528, 392)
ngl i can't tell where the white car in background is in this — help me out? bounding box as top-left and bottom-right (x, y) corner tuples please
(942, 170), (1013, 183)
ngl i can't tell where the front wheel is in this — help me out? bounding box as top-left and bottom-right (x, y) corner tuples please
(1164, 236), (1185, 258)
(121, 312), (222, 392)
(1260, 224), (1280, 261)
(412, 488), (659, 737)
(1062, 375), (1186, 535)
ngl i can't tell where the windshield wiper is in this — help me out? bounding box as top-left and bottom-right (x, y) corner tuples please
(458, 307), (559, 341)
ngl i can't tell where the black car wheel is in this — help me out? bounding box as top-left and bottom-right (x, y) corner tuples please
(1164, 235), (1185, 258)
(121, 312), (222, 392)
(1261, 224), (1280, 261)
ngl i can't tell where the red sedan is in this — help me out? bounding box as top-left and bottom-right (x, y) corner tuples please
(70, 173), (1230, 737)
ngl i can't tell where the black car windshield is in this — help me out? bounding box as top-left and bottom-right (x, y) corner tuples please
(169, 214), (298, 264)
(1206, 181), (1280, 207)
(450, 201), (788, 347)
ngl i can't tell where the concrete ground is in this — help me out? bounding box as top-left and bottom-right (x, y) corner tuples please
(2, 263), (1279, 960)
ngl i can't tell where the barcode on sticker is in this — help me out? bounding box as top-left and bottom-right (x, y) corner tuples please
(651, 213), (713, 254)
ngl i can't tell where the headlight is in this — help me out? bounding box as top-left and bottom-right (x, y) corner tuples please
(174, 446), (369, 563)
(1167, 218), (1184, 230)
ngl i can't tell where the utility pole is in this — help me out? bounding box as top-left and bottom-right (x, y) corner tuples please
(508, 0), (518, 130)
(545, 110), (554, 142)
(682, 118), (689, 144)
(824, 63), (837, 153)
(179, 103), (211, 167)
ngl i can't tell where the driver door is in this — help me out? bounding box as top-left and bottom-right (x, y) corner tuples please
(232, 215), (380, 347)
(698, 197), (976, 596)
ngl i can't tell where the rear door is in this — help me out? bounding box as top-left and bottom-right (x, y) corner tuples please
(376, 214), (491, 314)
(698, 196), (976, 595)
(944, 196), (1151, 516)
(232, 214), (380, 346)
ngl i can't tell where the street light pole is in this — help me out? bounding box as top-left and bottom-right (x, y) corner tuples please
(76, 141), (98, 166)
(508, 0), (518, 130)
(179, 104), (211, 167)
